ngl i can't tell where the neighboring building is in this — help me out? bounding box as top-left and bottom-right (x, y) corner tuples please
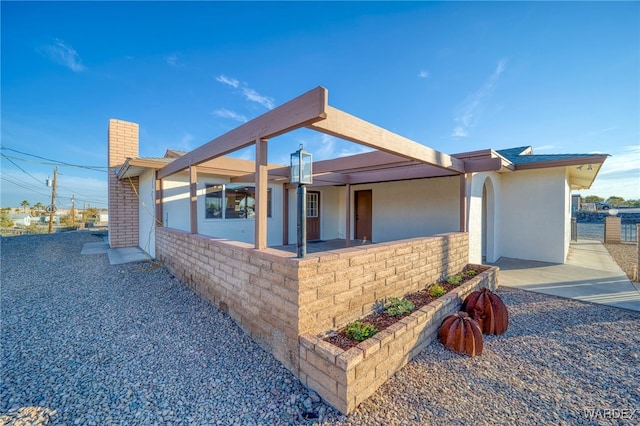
(107, 87), (608, 413)
(7, 213), (33, 227)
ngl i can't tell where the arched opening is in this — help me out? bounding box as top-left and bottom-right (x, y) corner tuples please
(481, 178), (495, 263)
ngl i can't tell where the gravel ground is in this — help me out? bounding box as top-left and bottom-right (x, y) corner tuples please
(2, 232), (639, 425)
(605, 243), (639, 282)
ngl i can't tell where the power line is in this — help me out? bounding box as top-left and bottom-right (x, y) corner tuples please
(0, 174), (106, 207)
(1, 153), (44, 185)
(0, 146), (108, 172)
(0, 174), (51, 198)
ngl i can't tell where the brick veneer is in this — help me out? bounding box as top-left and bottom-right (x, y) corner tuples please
(604, 216), (621, 244)
(297, 233), (469, 338)
(299, 265), (497, 413)
(108, 119), (140, 248)
(156, 227), (303, 371)
(155, 228), (476, 413)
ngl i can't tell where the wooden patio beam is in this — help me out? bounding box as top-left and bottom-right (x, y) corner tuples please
(158, 86), (328, 179)
(255, 138), (268, 249)
(345, 184), (351, 247)
(308, 106), (465, 173)
(189, 165), (198, 234)
(155, 171), (163, 226)
(313, 151), (411, 174)
(346, 164), (457, 185)
(463, 157), (504, 173)
(459, 174), (468, 232)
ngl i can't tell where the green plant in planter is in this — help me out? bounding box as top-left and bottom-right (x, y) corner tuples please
(346, 321), (379, 341)
(384, 297), (415, 316)
(446, 274), (463, 286)
(429, 283), (447, 298)
(464, 269), (478, 277)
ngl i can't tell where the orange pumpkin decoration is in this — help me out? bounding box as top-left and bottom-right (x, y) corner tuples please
(438, 311), (483, 357)
(463, 287), (509, 335)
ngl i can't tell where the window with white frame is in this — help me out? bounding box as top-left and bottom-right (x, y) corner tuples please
(306, 192), (319, 218)
(205, 184), (271, 219)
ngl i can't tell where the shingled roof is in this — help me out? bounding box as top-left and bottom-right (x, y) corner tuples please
(497, 146), (608, 166)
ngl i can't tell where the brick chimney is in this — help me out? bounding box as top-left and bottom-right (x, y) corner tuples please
(108, 119), (139, 248)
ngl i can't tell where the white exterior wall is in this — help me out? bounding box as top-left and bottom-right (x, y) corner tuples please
(467, 172), (502, 264)
(161, 172), (191, 232)
(138, 169), (157, 257)
(563, 170), (572, 261)
(319, 186), (343, 240)
(499, 167), (569, 263)
(286, 177), (459, 244)
(362, 177), (460, 242)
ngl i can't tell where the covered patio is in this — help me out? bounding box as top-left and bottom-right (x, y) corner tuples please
(141, 86), (512, 251)
(108, 86), (607, 414)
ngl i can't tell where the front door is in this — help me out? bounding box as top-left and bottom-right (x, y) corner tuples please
(354, 190), (372, 241)
(306, 191), (320, 241)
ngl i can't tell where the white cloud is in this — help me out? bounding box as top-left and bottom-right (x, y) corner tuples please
(164, 53), (183, 68)
(532, 144), (558, 152)
(215, 74), (275, 110)
(215, 75), (239, 88)
(452, 58), (507, 138)
(579, 145), (640, 200)
(598, 145), (640, 176)
(178, 133), (195, 150)
(212, 108), (248, 123)
(241, 87), (275, 110)
(418, 70), (430, 78)
(337, 145), (374, 158)
(585, 126), (618, 137)
(291, 133), (374, 162)
(452, 127), (468, 138)
(316, 134), (337, 160)
(40, 39), (86, 72)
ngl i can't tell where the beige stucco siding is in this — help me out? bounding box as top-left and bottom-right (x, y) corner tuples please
(138, 169), (157, 257)
(499, 167), (569, 263)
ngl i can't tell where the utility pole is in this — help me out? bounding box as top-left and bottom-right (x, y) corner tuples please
(48, 167), (57, 234)
(71, 195), (76, 227)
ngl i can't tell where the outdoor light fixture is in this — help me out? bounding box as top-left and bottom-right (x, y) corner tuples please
(587, 164), (593, 171)
(290, 145), (313, 185)
(576, 165), (583, 171)
(608, 208), (618, 217)
(290, 145), (313, 258)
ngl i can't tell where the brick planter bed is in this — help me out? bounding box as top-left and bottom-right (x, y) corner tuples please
(298, 265), (498, 414)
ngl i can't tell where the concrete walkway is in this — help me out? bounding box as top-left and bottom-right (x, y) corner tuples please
(80, 235), (149, 265)
(494, 240), (640, 312)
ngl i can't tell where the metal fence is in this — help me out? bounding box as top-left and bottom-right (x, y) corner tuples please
(575, 222), (638, 243)
(621, 223), (638, 243)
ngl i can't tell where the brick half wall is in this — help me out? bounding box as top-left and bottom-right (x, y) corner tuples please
(297, 233), (469, 337)
(156, 227), (302, 373)
(156, 228), (469, 381)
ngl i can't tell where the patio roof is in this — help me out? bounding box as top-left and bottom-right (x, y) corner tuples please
(114, 86), (609, 248)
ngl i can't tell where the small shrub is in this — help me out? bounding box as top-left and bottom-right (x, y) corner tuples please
(429, 283), (447, 298)
(385, 297), (415, 316)
(346, 321), (379, 341)
(464, 270), (478, 277)
(446, 274), (463, 286)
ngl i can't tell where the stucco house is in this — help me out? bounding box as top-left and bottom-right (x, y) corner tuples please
(7, 213), (33, 227)
(107, 87), (607, 413)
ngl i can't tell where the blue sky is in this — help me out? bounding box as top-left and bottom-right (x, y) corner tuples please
(2, 1), (639, 210)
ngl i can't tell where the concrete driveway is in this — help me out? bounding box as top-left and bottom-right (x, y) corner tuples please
(495, 240), (640, 312)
